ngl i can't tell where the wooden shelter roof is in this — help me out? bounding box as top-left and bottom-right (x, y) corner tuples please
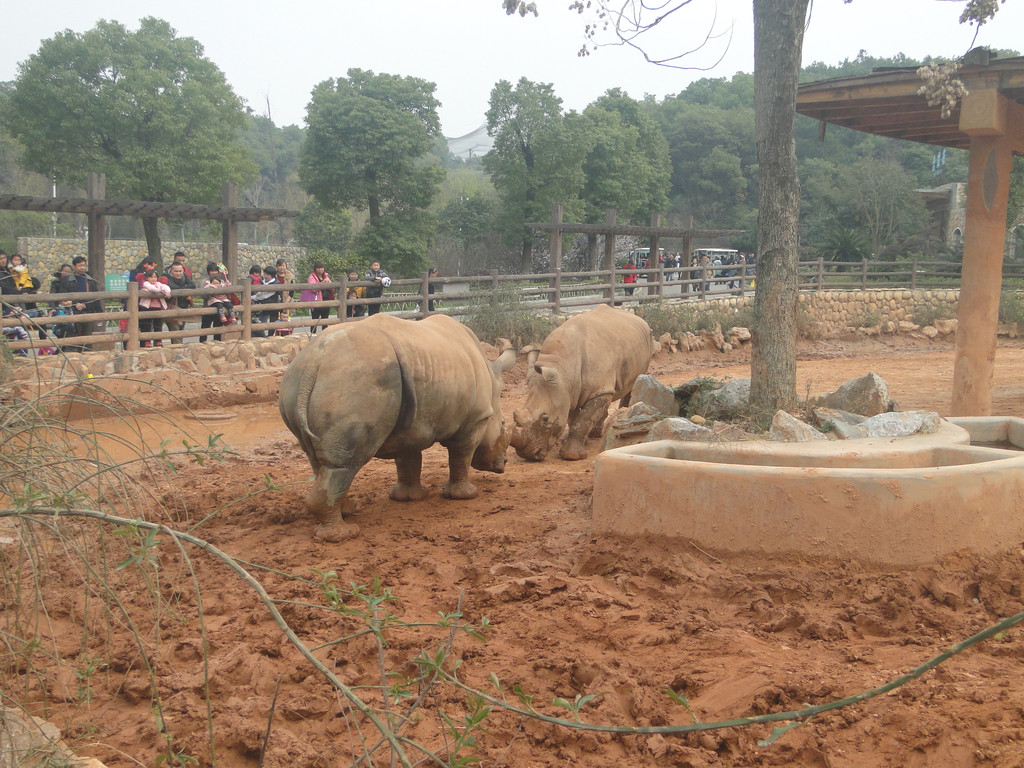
(796, 51), (1024, 151)
(527, 222), (745, 238)
(0, 194), (298, 221)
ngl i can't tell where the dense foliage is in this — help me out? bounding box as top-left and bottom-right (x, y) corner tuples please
(3, 18), (257, 260)
(1, 22), (1020, 271)
(299, 69), (445, 276)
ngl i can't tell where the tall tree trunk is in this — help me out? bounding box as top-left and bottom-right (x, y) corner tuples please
(749, 0), (809, 420)
(142, 216), (162, 268)
(520, 238), (533, 274)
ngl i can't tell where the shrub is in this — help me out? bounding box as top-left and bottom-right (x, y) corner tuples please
(911, 303), (956, 327)
(461, 285), (555, 347)
(999, 291), (1024, 328)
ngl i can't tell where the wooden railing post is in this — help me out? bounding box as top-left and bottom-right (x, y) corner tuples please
(126, 282), (140, 350)
(340, 275), (349, 320)
(603, 208), (617, 302)
(552, 268), (562, 315)
(419, 271), (431, 316)
(911, 254), (918, 290)
(649, 211), (661, 298)
(861, 258), (868, 289)
(816, 257), (824, 290)
(241, 281), (253, 340)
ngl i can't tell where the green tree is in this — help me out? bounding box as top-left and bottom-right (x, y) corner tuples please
(483, 78), (587, 273)
(818, 226), (869, 271)
(3, 17), (256, 263)
(299, 69), (445, 276)
(834, 156), (930, 257)
(293, 199), (352, 256)
(578, 92), (671, 267)
(589, 88), (671, 219)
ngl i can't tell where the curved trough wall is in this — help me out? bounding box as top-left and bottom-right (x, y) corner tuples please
(592, 419), (1024, 566)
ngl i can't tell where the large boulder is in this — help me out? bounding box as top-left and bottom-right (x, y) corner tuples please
(631, 374), (679, 417)
(646, 417), (715, 443)
(600, 403), (664, 451)
(689, 378), (751, 421)
(769, 411), (829, 442)
(811, 407), (865, 440)
(860, 411), (941, 438)
(817, 372), (897, 416)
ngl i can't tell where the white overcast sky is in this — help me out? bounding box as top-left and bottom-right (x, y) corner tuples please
(3, 1), (1022, 137)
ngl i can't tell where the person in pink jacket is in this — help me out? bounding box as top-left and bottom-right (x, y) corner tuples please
(300, 261), (334, 333)
(138, 269), (170, 346)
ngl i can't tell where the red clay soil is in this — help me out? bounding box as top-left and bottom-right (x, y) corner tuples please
(11, 336), (1024, 768)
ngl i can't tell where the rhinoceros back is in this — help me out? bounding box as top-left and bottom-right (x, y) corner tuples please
(539, 305), (653, 405)
(280, 315), (497, 464)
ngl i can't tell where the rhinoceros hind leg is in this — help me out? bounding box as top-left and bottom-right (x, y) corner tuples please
(390, 483), (429, 501)
(312, 496), (360, 542)
(391, 450), (429, 501)
(315, 518), (360, 542)
(307, 467), (361, 539)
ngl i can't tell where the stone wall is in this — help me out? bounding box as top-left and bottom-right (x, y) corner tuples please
(693, 288), (960, 333)
(16, 237), (305, 281)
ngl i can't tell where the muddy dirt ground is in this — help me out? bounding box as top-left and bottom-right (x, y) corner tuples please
(14, 335), (1024, 767)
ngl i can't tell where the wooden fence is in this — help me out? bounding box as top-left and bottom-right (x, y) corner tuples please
(0, 257), (1016, 353)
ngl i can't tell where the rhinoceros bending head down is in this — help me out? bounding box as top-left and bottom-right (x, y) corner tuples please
(279, 314), (516, 541)
(510, 305), (654, 462)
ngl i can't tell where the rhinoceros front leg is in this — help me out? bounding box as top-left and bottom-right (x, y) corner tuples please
(562, 395), (614, 460)
(306, 467), (361, 542)
(391, 450), (429, 501)
(442, 434), (480, 499)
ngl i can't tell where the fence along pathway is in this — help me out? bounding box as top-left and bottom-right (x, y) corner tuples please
(0, 258), (996, 353)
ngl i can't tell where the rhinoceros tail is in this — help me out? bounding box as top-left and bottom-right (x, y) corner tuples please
(295, 364), (321, 463)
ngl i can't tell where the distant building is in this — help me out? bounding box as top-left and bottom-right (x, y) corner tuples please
(918, 182), (1024, 259)
(446, 125), (493, 159)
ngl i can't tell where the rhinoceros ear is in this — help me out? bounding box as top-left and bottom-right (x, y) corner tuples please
(537, 365), (559, 384)
(491, 348), (516, 376)
(525, 347), (540, 370)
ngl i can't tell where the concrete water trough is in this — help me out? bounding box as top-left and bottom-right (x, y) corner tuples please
(592, 417), (1024, 565)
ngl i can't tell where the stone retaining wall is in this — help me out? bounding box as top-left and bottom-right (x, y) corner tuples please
(16, 237), (305, 280)
(693, 288), (960, 332)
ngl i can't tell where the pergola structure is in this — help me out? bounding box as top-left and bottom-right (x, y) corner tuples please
(528, 206), (744, 274)
(797, 51), (1024, 416)
(0, 174), (299, 283)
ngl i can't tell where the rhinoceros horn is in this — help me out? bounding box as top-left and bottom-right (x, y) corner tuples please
(510, 409), (531, 449)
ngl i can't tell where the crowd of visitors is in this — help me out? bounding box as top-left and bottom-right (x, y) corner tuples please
(0, 251), (404, 353)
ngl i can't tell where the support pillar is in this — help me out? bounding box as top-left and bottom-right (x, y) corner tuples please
(222, 182), (239, 283)
(603, 208), (617, 302)
(548, 204), (562, 313)
(649, 212), (661, 297)
(951, 134), (1013, 415)
(87, 173), (106, 281)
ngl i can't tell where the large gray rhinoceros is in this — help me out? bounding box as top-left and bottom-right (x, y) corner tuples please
(279, 314), (516, 541)
(510, 304), (654, 461)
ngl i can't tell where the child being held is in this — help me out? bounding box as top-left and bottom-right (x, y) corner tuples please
(204, 275), (235, 323)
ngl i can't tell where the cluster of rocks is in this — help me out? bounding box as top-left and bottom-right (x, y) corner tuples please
(601, 371), (941, 450)
(657, 324), (751, 354)
(6, 335), (307, 413)
(17, 237), (304, 278)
